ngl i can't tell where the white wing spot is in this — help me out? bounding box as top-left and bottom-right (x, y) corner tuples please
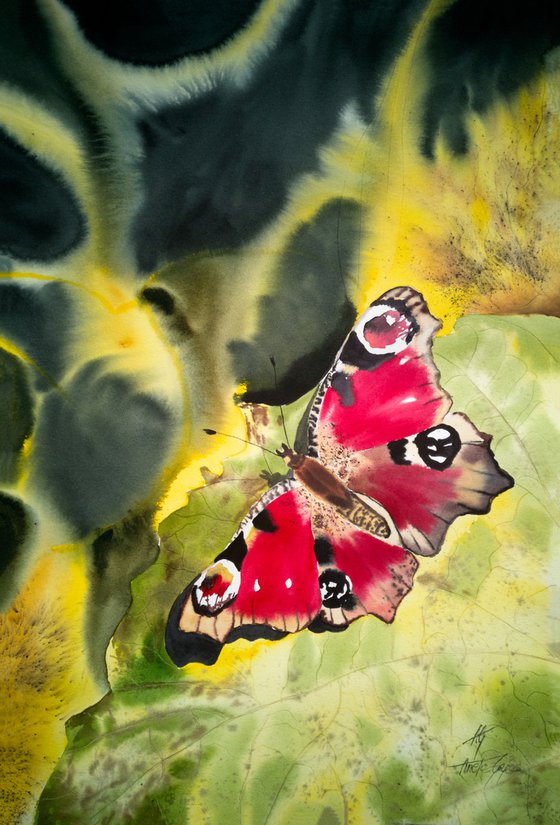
(254, 579), (260, 592)
(399, 356), (409, 365)
(285, 578), (293, 589)
(402, 396), (416, 404)
(429, 427), (450, 440)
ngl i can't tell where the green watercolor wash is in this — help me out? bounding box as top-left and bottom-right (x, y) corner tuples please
(512, 490), (554, 552)
(316, 807), (342, 825)
(248, 754), (297, 823)
(285, 632), (323, 694)
(355, 718), (384, 750)
(168, 758), (197, 780)
(445, 521), (497, 599)
(128, 784), (189, 825)
(375, 758), (435, 823)
(431, 656), (468, 695)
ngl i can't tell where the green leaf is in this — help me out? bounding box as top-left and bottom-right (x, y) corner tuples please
(37, 315), (560, 825)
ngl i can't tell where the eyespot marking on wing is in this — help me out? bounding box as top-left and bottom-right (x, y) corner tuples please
(354, 301), (417, 356)
(388, 424), (462, 471)
(191, 558), (241, 616)
(319, 568), (356, 609)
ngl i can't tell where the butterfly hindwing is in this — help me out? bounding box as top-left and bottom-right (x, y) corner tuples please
(166, 481), (420, 665)
(308, 503), (418, 631)
(344, 412), (513, 557)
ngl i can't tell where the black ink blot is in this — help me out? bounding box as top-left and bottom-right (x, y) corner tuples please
(388, 438), (411, 466)
(216, 532), (248, 566)
(330, 370), (355, 408)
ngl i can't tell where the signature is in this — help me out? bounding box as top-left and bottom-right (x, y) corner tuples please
(449, 752), (520, 777)
(448, 722), (522, 781)
(461, 722), (497, 757)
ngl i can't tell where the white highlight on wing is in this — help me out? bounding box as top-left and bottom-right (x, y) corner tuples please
(285, 578), (293, 589)
(428, 427), (452, 440)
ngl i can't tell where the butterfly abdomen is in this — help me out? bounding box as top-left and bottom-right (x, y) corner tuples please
(343, 496), (391, 539)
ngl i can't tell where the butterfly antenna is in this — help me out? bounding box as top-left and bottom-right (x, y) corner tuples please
(203, 428), (278, 459)
(270, 356), (291, 448)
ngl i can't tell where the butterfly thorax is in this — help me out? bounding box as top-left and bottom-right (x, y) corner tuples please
(277, 444), (391, 539)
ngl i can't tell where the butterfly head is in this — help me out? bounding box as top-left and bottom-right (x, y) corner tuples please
(275, 443), (305, 469)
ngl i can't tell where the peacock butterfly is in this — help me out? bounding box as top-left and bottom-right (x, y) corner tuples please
(165, 286), (513, 667)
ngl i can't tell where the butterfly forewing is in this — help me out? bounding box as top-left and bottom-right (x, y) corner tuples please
(308, 286), (450, 459)
(166, 485), (321, 666)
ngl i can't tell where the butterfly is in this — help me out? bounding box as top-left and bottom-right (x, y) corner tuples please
(165, 286), (513, 667)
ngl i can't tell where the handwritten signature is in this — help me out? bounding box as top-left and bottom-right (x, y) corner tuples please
(462, 723), (496, 757)
(449, 752), (520, 777)
(448, 722), (522, 780)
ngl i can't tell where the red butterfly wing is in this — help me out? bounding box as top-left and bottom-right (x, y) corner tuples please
(165, 483), (321, 666)
(309, 286), (450, 458)
(308, 286), (513, 558)
(308, 504), (418, 631)
(347, 413), (513, 557)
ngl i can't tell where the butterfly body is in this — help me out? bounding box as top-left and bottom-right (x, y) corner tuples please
(276, 444), (392, 539)
(166, 287), (513, 667)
